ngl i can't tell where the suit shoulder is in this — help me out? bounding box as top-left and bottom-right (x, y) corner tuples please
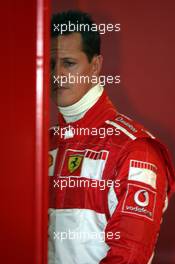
(105, 113), (155, 143)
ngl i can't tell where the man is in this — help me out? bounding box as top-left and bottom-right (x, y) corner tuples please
(48, 10), (175, 264)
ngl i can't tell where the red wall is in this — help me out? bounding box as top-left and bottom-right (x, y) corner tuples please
(51, 1), (175, 263)
(1, 1), (49, 263)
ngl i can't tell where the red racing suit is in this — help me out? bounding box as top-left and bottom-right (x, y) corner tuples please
(48, 90), (175, 264)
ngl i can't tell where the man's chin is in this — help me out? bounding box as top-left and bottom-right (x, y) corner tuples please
(57, 96), (82, 107)
(57, 101), (74, 107)
(51, 88), (70, 106)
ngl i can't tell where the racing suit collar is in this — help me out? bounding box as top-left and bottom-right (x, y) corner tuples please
(58, 83), (104, 123)
(57, 90), (117, 141)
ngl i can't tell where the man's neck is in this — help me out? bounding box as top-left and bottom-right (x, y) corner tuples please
(58, 83), (104, 123)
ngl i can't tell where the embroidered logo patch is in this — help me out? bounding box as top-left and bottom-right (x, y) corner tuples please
(59, 148), (109, 179)
(68, 155), (83, 173)
(49, 154), (53, 167)
(48, 148), (58, 176)
(122, 183), (156, 221)
(128, 160), (157, 189)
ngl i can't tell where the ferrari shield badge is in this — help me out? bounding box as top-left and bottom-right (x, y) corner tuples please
(68, 155), (83, 173)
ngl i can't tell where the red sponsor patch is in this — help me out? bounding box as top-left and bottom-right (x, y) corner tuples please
(122, 183), (156, 221)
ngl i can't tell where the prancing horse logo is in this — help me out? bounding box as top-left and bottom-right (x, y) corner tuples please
(68, 155), (83, 173)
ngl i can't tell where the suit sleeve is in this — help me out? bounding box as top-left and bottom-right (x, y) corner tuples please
(100, 138), (168, 264)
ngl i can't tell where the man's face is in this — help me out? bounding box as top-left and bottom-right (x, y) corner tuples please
(51, 32), (102, 106)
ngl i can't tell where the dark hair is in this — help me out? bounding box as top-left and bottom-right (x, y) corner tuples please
(51, 10), (101, 62)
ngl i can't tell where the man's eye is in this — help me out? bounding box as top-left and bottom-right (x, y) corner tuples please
(64, 61), (76, 67)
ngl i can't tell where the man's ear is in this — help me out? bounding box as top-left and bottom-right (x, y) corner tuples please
(91, 55), (103, 76)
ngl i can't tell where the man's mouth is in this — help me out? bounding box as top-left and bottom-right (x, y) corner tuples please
(53, 85), (69, 91)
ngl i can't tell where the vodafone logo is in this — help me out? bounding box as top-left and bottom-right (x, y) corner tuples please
(122, 184), (156, 220)
(134, 190), (149, 207)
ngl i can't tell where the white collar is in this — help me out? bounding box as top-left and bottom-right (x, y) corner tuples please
(58, 83), (104, 123)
